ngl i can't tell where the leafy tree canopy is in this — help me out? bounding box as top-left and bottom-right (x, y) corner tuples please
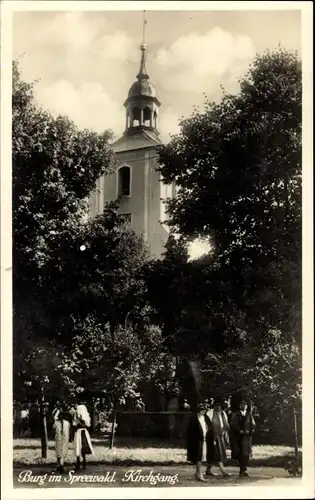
(13, 61), (115, 296)
(158, 49), (302, 342)
(13, 62), (150, 350)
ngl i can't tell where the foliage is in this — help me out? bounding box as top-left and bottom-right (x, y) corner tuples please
(143, 235), (190, 349)
(40, 205), (150, 343)
(13, 51), (303, 450)
(13, 60), (113, 342)
(13, 61), (115, 296)
(144, 235), (247, 356)
(13, 329), (70, 401)
(200, 330), (302, 443)
(158, 48), (302, 344)
(58, 319), (176, 407)
(13, 62), (152, 399)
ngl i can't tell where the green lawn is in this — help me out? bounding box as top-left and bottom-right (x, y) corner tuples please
(13, 437), (299, 467)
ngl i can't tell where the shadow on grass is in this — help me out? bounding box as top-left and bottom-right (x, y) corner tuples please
(96, 437), (185, 449)
(13, 436), (185, 450)
(13, 456), (294, 469)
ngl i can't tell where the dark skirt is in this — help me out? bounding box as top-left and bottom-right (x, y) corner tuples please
(81, 430), (92, 455)
(208, 434), (227, 463)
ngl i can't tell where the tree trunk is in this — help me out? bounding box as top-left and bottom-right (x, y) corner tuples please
(293, 408), (299, 457)
(40, 388), (48, 459)
(109, 408), (117, 449)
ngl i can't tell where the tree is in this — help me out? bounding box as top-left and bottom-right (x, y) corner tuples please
(200, 329), (302, 444)
(158, 48), (302, 343)
(58, 317), (175, 410)
(13, 63), (151, 400)
(39, 204), (150, 344)
(13, 61), (115, 297)
(13, 61), (115, 342)
(143, 235), (191, 352)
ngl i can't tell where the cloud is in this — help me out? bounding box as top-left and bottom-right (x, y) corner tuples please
(13, 12), (138, 96)
(13, 15), (256, 140)
(98, 31), (138, 62)
(36, 12), (102, 49)
(159, 106), (181, 142)
(154, 26), (256, 95)
(35, 80), (125, 136)
(13, 12), (138, 137)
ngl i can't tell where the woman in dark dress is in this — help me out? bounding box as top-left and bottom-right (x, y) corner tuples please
(186, 402), (214, 482)
(205, 398), (230, 477)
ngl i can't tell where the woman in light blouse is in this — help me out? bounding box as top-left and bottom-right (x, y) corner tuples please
(186, 402), (213, 481)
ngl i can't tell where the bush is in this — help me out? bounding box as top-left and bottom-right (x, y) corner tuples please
(200, 332), (302, 446)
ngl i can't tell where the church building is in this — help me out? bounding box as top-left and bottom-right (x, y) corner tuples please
(89, 36), (175, 258)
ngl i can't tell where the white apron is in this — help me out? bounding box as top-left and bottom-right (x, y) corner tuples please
(73, 404), (94, 458)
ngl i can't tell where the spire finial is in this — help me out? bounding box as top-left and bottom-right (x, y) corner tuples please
(137, 10), (149, 80)
(142, 10), (147, 47)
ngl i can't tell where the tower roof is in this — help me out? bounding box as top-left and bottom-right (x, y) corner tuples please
(119, 11), (162, 141)
(137, 43), (149, 80)
(124, 12), (160, 107)
(128, 79), (156, 99)
(125, 43), (158, 104)
(113, 128), (162, 153)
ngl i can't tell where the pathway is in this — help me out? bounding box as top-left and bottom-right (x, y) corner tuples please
(13, 464), (301, 488)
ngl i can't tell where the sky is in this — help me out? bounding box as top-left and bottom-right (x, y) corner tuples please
(12, 7), (301, 258)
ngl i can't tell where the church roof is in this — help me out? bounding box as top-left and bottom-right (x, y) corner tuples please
(113, 129), (162, 153)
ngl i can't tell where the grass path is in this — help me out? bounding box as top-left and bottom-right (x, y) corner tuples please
(13, 438), (299, 468)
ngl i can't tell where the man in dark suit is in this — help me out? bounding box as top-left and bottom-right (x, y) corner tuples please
(230, 400), (256, 477)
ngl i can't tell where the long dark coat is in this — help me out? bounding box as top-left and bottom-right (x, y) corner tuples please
(230, 411), (256, 460)
(186, 414), (214, 464)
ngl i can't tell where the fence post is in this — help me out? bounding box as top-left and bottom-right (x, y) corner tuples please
(40, 387), (48, 459)
(293, 407), (299, 457)
(110, 410), (117, 449)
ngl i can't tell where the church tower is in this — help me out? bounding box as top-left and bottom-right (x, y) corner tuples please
(89, 13), (173, 258)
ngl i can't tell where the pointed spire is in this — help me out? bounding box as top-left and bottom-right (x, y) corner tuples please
(136, 11), (149, 81)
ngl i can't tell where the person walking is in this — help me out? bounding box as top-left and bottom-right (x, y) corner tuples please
(13, 402), (22, 438)
(20, 404), (30, 437)
(186, 402), (213, 482)
(52, 402), (72, 474)
(205, 398), (230, 477)
(72, 397), (94, 471)
(230, 399), (256, 477)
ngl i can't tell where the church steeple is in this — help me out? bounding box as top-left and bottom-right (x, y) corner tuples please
(137, 12), (149, 80)
(124, 11), (161, 135)
(136, 43), (149, 81)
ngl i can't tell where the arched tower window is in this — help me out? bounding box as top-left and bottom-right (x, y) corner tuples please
(117, 166), (131, 197)
(143, 106), (151, 127)
(132, 107), (141, 127)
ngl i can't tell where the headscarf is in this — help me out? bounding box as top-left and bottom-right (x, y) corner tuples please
(74, 404), (91, 427)
(53, 404), (68, 433)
